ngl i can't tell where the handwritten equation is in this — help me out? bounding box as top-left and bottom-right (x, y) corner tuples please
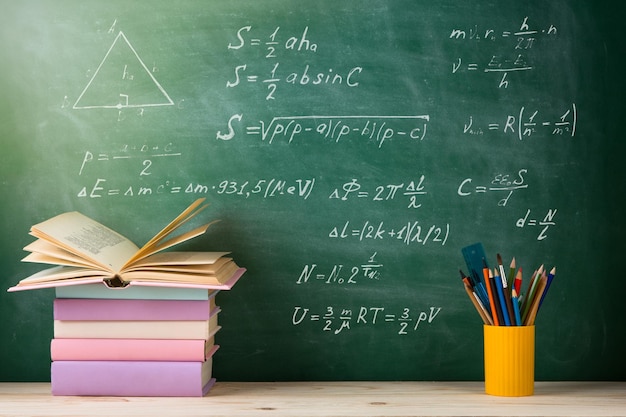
(217, 114), (429, 147)
(329, 220), (450, 246)
(292, 305), (442, 335)
(517, 208), (557, 240)
(215, 178), (315, 200)
(226, 25), (362, 100)
(77, 178), (209, 198)
(296, 252), (383, 285)
(77, 143), (180, 176)
(329, 176), (427, 209)
(458, 169), (528, 207)
(463, 104), (577, 139)
(449, 17), (559, 88)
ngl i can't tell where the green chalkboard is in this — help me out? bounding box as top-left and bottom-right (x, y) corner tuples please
(1, 0), (625, 382)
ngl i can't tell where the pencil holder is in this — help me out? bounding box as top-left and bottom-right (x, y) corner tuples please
(483, 324), (534, 396)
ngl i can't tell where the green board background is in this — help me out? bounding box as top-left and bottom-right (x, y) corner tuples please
(1, 0), (625, 382)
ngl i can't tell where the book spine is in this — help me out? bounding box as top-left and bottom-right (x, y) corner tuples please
(53, 312), (219, 339)
(53, 298), (216, 321)
(50, 339), (219, 362)
(51, 360), (215, 397)
(55, 284), (219, 300)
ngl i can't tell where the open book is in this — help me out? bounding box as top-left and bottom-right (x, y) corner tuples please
(8, 198), (244, 292)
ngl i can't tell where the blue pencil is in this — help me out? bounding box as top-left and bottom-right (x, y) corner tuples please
(493, 269), (511, 326)
(470, 269), (490, 310)
(538, 266), (556, 308)
(512, 289), (522, 326)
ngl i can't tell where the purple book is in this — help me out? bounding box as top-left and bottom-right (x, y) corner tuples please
(53, 298), (217, 321)
(51, 360), (215, 397)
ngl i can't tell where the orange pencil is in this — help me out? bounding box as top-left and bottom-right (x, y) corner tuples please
(482, 259), (499, 326)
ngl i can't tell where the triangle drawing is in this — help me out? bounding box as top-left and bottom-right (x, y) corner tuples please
(73, 31), (174, 110)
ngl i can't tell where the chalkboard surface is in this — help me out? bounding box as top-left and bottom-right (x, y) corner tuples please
(1, 0), (625, 382)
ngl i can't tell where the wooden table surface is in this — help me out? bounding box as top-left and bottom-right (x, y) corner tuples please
(1, 381), (625, 417)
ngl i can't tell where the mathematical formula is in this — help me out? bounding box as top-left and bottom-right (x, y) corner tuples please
(226, 26), (362, 100)
(329, 220), (450, 246)
(463, 104), (577, 139)
(296, 252), (383, 285)
(292, 305), (442, 335)
(449, 17), (559, 88)
(516, 208), (557, 240)
(329, 177), (427, 209)
(217, 113), (429, 147)
(77, 178), (209, 198)
(458, 169), (528, 207)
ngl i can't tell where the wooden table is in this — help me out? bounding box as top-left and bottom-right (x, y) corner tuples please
(1, 381), (625, 416)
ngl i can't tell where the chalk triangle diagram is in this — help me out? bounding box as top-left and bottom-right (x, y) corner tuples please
(73, 31), (174, 110)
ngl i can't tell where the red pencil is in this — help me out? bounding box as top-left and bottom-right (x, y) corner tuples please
(513, 267), (523, 295)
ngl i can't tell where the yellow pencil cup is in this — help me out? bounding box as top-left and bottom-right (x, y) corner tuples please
(483, 324), (535, 396)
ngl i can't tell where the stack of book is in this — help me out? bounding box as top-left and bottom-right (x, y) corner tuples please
(8, 198), (245, 397)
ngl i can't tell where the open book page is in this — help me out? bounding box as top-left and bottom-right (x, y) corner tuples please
(126, 251), (230, 268)
(124, 254), (233, 274)
(14, 265), (112, 285)
(29, 212), (139, 272)
(23, 239), (100, 268)
(120, 262), (239, 285)
(124, 198), (208, 267)
(126, 221), (218, 266)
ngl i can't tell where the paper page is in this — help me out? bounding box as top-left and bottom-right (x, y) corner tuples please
(129, 198), (208, 263)
(29, 211), (139, 272)
(124, 221), (217, 268)
(14, 265), (111, 285)
(127, 251), (230, 267)
(23, 239), (100, 268)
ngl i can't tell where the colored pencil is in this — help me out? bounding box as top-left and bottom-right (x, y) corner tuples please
(470, 269), (490, 309)
(511, 289), (522, 326)
(522, 266), (544, 324)
(521, 265), (543, 322)
(459, 269), (472, 288)
(539, 266), (556, 308)
(524, 275), (548, 325)
(464, 283), (492, 325)
(458, 251), (555, 327)
(463, 269), (489, 309)
(497, 254), (516, 325)
(483, 259), (500, 326)
(513, 267), (523, 295)
(493, 268), (511, 326)
(507, 257), (516, 294)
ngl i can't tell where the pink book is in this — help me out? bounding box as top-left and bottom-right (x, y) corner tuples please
(53, 297), (217, 321)
(51, 360), (216, 397)
(51, 338), (220, 362)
